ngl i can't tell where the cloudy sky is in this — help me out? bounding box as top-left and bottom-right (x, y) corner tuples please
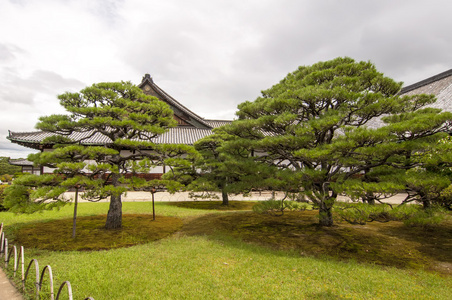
(1, 0), (451, 158)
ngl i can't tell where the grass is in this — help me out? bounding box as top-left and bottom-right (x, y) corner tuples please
(1, 201), (451, 300)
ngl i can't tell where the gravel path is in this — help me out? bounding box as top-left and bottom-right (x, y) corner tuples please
(0, 268), (23, 300)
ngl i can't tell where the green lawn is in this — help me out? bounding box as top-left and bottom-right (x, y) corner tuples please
(1, 201), (451, 300)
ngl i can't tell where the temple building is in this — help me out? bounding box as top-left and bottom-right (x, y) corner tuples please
(7, 74), (232, 175)
(8, 158), (41, 175)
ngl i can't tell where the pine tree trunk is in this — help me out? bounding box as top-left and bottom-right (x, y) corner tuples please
(422, 199), (431, 209)
(105, 194), (122, 229)
(219, 180), (229, 206)
(319, 197), (334, 226)
(419, 192), (431, 209)
(221, 188), (229, 206)
(151, 190), (156, 221)
(317, 183), (334, 226)
(367, 198), (376, 205)
(364, 192), (376, 205)
(105, 173), (122, 229)
(319, 206), (333, 226)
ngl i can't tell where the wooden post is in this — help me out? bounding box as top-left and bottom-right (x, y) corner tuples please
(72, 187), (79, 239)
(151, 188), (156, 221)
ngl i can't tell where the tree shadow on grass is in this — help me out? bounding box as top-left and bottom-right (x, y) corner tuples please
(12, 214), (183, 251)
(180, 210), (451, 275)
(375, 219), (452, 274)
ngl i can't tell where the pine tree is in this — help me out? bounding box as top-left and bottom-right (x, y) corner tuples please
(5, 81), (179, 229)
(221, 57), (452, 226)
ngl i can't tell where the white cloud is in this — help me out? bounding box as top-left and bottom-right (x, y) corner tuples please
(1, 0), (452, 158)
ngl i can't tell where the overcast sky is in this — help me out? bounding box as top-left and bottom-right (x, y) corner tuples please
(1, 0), (451, 158)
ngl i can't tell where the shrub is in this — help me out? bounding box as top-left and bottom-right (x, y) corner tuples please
(388, 204), (420, 220)
(439, 184), (452, 210)
(335, 202), (448, 227)
(402, 206), (447, 227)
(0, 184), (8, 211)
(253, 199), (310, 215)
(0, 174), (13, 183)
(334, 203), (395, 225)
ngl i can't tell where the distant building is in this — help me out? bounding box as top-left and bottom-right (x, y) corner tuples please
(8, 158), (41, 175)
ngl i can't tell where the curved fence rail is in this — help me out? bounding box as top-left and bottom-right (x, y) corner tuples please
(0, 222), (95, 300)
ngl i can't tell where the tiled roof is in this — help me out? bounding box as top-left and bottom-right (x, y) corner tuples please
(366, 69), (452, 129)
(400, 69), (452, 94)
(204, 119), (233, 128)
(400, 71), (452, 112)
(7, 130), (55, 144)
(9, 158), (34, 166)
(152, 127), (214, 144)
(8, 126), (226, 149)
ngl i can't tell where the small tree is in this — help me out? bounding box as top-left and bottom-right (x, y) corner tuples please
(188, 133), (236, 205)
(126, 144), (197, 218)
(13, 81), (178, 229)
(405, 135), (452, 209)
(171, 128), (274, 206)
(221, 57), (452, 226)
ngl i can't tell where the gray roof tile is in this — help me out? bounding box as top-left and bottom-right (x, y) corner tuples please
(366, 70), (452, 129)
(8, 126), (224, 149)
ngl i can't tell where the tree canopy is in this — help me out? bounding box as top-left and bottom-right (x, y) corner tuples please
(220, 57), (452, 226)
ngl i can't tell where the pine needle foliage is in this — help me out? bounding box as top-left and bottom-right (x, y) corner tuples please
(220, 57), (452, 226)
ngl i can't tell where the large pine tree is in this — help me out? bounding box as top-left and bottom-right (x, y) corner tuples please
(221, 57), (452, 226)
(30, 81), (177, 229)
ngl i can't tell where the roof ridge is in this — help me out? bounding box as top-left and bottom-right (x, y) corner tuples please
(138, 75), (212, 129)
(204, 118), (233, 121)
(152, 82), (211, 126)
(8, 130), (45, 136)
(400, 68), (452, 94)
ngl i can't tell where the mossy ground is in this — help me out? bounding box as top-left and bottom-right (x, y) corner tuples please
(15, 214), (183, 251)
(180, 209), (452, 275)
(9, 201), (452, 276)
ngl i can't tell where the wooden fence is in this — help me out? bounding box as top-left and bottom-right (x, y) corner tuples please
(0, 223), (95, 300)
